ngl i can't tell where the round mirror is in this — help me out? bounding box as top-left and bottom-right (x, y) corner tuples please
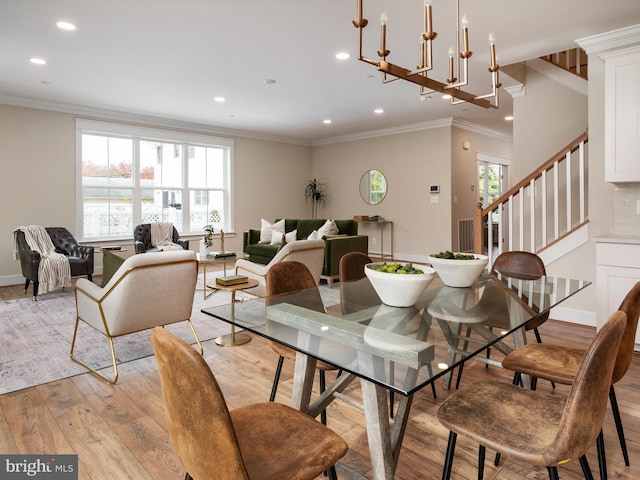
(359, 169), (387, 205)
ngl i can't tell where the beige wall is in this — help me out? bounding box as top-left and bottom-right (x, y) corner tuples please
(0, 105), (313, 284)
(450, 127), (512, 249)
(313, 127), (453, 263)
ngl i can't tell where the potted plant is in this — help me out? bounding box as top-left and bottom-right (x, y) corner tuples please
(203, 209), (221, 248)
(304, 178), (329, 219)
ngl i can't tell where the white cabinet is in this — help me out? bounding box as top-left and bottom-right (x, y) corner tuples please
(596, 241), (640, 347)
(603, 47), (640, 183)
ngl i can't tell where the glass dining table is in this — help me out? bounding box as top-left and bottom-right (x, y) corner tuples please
(202, 271), (590, 480)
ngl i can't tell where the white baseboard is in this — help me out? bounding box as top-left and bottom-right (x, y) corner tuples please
(0, 267), (105, 288)
(550, 306), (597, 328)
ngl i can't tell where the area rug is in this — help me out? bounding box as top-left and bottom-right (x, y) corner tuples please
(0, 280), (341, 395)
(0, 281), (254, 395)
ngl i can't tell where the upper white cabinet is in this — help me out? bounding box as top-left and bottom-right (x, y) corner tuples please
(604, 47), (640, 183)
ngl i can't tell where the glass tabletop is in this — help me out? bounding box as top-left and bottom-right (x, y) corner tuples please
(201, 272), (590, 396)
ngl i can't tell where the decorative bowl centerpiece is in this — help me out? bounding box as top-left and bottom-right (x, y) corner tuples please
(427, 251), (489, 288)
(364, 262), (436, 307)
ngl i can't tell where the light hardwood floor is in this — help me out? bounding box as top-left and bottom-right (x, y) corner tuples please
(2, 279), (640, 480)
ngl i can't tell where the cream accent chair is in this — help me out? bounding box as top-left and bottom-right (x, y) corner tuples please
(234, 239), (325, 297)
(71, 250), (201, 384)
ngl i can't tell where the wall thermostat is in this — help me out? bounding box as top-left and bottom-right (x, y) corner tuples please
(430, 185), (440, 193)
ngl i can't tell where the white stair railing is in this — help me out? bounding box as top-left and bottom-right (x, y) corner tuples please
(474, 131), (589, 266)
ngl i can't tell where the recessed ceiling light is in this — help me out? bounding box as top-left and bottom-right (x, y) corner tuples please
(505, 115), (514, 121)
(323, 119), (332, 124)
(56, 21), (76, 31)
(336, 52), (350, 60)
(442, 94), (452, 100)
(214, 96), (226, 103)
(374, 108), (384, 114)
(29, 57), (46, 65)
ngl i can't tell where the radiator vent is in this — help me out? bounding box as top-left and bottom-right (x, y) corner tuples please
(458, 218), (474, 252)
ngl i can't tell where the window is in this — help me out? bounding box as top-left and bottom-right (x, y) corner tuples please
(76, 119), (234, 241)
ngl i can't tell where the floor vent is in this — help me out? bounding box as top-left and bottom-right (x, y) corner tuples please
(458, 218), (474, 252)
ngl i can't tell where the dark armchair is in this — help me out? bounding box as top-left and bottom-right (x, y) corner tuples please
(133, 223), (189, 254)
(15, 227), (94, 300)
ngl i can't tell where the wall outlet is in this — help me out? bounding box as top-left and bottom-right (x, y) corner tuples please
(637, 200), (640, 215)
(372, 237), (377, 245)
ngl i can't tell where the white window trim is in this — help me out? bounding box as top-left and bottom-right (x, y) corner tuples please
(75, 118), (235, 242)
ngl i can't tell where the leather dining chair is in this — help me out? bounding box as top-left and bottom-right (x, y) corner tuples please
(454, 250), (548, 388)
(437, 309), (626, 480)
(151, 327), (348, 480)
(265, 261), (338, 426)
(500, 280), (640, 471)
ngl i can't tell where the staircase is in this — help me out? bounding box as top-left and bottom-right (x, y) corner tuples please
(473, 131), (589, 267)
(540, 47), (588, 80)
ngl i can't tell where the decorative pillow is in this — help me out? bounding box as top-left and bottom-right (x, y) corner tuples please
(270, 229), (297, 245)
(101, 251), (126, 287)
(286, 229), (297, 243)
(317, 219), (338, 238)
(259, 218), (285, 243)
(307, 230), (318, 240)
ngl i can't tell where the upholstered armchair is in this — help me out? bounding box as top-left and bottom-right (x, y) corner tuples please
(15, 227), (94, 300)
(71, 250), (200, 384)
(235, 239), (326, 297)
(133, 223), (189, 254)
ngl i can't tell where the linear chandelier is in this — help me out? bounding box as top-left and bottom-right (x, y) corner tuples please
(353, 0), (501, 108)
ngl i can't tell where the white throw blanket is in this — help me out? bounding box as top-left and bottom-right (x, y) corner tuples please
(150, 222), (183, 251)
(13, 225), (72, 294)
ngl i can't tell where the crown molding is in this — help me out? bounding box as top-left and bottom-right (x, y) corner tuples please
(0, 94), (312, 146)
(577, 24), (640, 56)
(312, 117), (511, 146)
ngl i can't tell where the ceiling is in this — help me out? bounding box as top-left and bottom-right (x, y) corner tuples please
(1, 1), (639, 144)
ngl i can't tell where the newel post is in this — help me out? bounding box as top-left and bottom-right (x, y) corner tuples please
(473, 202), (484, 254)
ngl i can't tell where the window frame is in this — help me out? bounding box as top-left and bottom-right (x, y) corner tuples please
(75, 119), (234, 242)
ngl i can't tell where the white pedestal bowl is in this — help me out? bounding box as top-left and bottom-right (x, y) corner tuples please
(364, 263), (436, 307)
(427, 253), (489, 288)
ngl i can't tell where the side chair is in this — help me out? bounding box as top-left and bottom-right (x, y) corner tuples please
(236, 239), (326, 297)
(454, 250), (548, 389)
(500, 280), (640, 471)
(72, 250), (201, 384)
(265, 261), (339, 426)
(437, 310), (627, 480)
(151, 327), (348, 480)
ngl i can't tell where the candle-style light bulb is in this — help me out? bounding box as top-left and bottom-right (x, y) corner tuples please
(488, 33), (497, 70)
(424, 1), (432, 33)
(378, 10), (389, 58)
(448, 46), (455, 82)
(461, 15), (469, 56)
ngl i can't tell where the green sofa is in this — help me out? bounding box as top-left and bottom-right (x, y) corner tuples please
(242, 218), (368, 284)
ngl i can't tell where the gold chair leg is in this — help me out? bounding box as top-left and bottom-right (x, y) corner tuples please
(69, 316), (119, 384)
(186, 319), (204, 355)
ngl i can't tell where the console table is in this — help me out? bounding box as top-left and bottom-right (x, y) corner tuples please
(357, 220), (394, 260)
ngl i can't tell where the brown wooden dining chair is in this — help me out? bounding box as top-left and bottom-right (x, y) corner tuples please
(266, 261), (339, 426)
(151, 327), (348, 480)
(501, 280), (640, 470)
(437, 309), (626, 480)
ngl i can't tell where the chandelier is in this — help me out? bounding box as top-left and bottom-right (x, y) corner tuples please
(353, 0), (501, 108)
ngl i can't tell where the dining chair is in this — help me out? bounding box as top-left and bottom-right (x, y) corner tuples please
(454, 250), (548, 388)
(265, 261), (339, 426)
(437, 309), (626, 480)
(501, 280), (640, 469)
(151, 327), (348, 480)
